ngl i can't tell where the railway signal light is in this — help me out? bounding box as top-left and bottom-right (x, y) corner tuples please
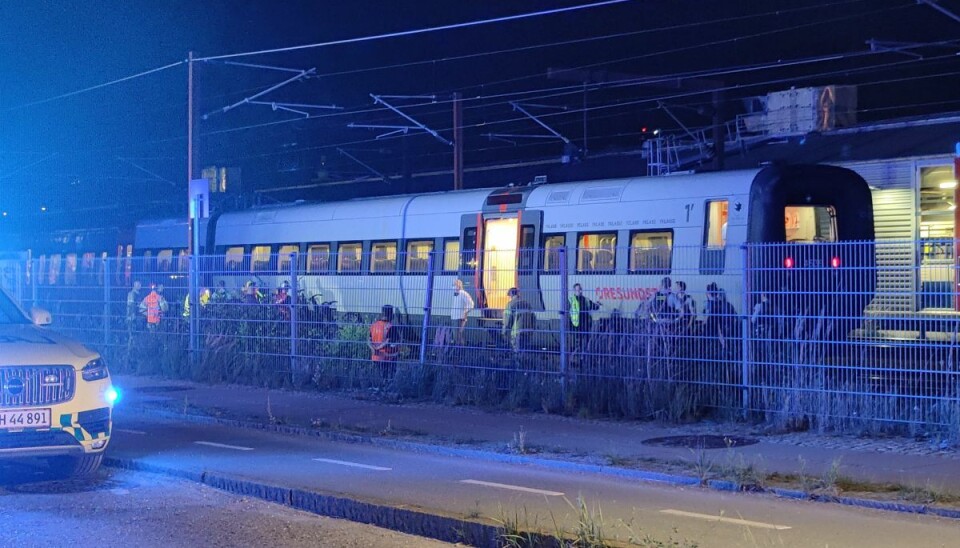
(783, 257), (795, 268)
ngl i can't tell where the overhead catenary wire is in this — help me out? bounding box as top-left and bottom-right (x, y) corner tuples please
(4, 60), (185, 112)
(195, 0), (633, 62)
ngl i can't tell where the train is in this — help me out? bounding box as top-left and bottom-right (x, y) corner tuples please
(16, 163), (877, 334)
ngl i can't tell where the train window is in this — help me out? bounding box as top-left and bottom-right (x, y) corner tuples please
(177, 249), (189, 272)
(543, 235), (565, 271)
(785, 205), (837, 242)
(405, 240), (434, 272)
(519, 225), (536, 274)
(64, 254), (78, 286)
(443, 239), (460, 272)
(371, 241), (397, 273)
(48, 254), (62, 285)
(225, 246), (244, 271)
(157, 249), (174, 272)
(142, 250), (153, 273)
(277, 244), (299, 272)
(251, 245), (272, 272)
(461, 228), (478, 272)
(338, 242), (362, 272)
(577, 233), (617, 272)
(629, 231), (673, 273)
(307, 244), (330, 273)
(705, 200), (728, 248)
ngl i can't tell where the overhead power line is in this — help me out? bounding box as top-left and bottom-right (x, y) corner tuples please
(196, 0), (633, 61)
(5, 60), (185, 112)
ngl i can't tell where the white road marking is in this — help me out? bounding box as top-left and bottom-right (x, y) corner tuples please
(115, 428), (147, 435)
(312, 458), (392, 471)
(460, 479), (564, 497)
(660, 509), (792, 531)
(194, 441), (254, 451)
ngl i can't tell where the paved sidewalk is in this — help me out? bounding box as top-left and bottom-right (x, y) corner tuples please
(113, 375), (960, 498)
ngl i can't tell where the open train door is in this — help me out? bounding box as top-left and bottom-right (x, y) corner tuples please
(459, 207), (542, 316)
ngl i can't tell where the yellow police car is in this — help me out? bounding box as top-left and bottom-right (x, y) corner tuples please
(0, 288), (117, 476)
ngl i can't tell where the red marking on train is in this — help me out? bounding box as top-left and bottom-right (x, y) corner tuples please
(594, 287), (657, 301)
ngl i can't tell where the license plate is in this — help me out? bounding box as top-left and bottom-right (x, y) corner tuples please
(0, 409), (52, 429)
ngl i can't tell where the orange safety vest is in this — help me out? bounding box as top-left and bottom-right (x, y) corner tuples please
(369, 320), (397, 361)
(143, 291), (162, 324)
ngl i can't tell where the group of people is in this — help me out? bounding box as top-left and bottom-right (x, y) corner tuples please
(365, 276), (746, 366)
(124, 278), (295, 337)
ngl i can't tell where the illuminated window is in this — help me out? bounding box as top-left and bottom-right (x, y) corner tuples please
(64, 253), (78, 285)
(405, 240), (433, 272)
(543, 234), (565, 271)
(225, 247), (244, 271)
(38, 255), (47, 285)
(577, 233), (616, 272)
(48, 254), (62, 285)
(785, 206), (836, 242)
(142, 250), (153, 273)
(157, 249), (174, 272)
(443, 239), (460, 272)
(371, 241), (397, 273)
(705, 200), (728, 248)
(177, 249), (189, 272)
(338, 242), (362, 272)
(307, 244), (330, 273)
(629, 231), (672, 273)
(251, 245), (272, 272)
(277, 244), (299, 272)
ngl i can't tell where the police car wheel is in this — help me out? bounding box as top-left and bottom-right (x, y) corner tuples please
(49, 452), (104, 478)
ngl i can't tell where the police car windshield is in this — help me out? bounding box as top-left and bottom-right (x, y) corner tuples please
(0, 290), (30, 325)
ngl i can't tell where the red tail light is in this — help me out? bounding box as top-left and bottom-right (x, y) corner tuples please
(784, 257), (795, 268)
(831, 256), (841, 268)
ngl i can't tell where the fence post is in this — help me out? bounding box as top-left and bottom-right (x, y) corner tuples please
(559, 246), (569, 389)
(290, 252), (299, 380)
(419, 251), (436, 365)
(31, 259), (38, 309)
(740, 244), (751, 419)
(103, 258), (111, 351)
(188, 255), (198, 361)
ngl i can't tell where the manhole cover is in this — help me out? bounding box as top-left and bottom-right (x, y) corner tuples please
(134, 385), (194, 394)
(641, 435), (758, 449)
(6, 475), (121, 494)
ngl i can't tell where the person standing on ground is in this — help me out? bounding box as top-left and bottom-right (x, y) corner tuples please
(569, 283), (600, 357)
(126, 281), (141, 342)
(368, 305), (400, 366)
(450, 279), (474, 346)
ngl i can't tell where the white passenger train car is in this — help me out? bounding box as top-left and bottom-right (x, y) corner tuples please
(185, 163), (875, 326)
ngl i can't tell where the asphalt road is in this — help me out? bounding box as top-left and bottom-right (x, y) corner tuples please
(105, 411), (958, 548)
(0, 464), (451, 548)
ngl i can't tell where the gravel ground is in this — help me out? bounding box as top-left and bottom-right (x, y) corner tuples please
(0, 464), (453, 548)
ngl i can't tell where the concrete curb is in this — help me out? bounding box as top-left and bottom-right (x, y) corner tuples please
(121, 404), (960, 522)
(104, 457), (504, 548)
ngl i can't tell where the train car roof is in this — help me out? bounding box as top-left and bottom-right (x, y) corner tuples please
(135, 217), (208, 250)
(526, 169), (764, 208)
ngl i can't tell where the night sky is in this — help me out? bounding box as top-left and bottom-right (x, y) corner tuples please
(2, 0), (959, 233)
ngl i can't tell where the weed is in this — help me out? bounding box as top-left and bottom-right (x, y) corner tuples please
(688, 442), (714, 486)
(512, 426), (528, 455)
(606, 454), (633, 467)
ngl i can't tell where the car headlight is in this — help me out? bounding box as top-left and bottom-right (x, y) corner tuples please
(82, 358), (110, 382)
